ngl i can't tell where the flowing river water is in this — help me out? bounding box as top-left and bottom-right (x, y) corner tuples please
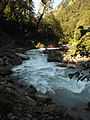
(11, 49), (90, 108)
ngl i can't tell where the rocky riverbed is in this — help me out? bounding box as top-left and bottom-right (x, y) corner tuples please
(0, 48), (67, 120)
(0, 75), (67, 120)
(1, 70), (90, 120)
(0, 48), (90, 120)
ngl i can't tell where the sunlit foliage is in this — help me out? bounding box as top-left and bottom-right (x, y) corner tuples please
(44, 0), (90, 55)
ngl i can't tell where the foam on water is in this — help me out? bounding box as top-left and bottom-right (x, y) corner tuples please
(12, 49), (89, 95)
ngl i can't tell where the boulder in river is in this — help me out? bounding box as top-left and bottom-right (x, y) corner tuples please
(47, 50), (63, 62)
(68, 71), (80, 79)
(80, 61), (90, 69)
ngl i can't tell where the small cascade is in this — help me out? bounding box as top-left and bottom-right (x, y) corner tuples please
(11, 49), (90, 107)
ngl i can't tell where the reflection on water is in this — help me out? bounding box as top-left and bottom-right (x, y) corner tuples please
(11, 49), (90, 107)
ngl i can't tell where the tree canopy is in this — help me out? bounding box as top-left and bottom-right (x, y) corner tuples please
(0, 0), (34, 24)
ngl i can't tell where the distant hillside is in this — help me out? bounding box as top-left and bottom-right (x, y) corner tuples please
(54, 0), (90, 38)
(43, 0), (90, 56)
(44, 0), (90, 39)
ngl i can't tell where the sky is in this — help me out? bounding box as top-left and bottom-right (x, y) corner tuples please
(53, 0), (62, 8)
(33, 0), (62, 14)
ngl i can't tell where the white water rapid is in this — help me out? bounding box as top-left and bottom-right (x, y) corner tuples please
(12, 49), (90, 107)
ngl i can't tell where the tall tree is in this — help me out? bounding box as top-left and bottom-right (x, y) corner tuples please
(37, 0), (53, 30)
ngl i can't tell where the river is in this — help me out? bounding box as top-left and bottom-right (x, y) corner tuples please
(11, 49), (90, 108)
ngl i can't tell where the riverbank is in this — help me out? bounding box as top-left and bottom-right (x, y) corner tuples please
(0, 47), (90, 119)
(1, 72), (90, 120)
(0, 47), (66, 119)
(0, 75), (67, 120)
(0, 47), (68, 119)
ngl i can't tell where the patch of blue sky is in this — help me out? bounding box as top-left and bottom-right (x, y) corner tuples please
(33, 0), (62, 14)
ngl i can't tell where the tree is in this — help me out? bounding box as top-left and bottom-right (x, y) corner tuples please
(36, 0), (53, 30)
(0, 0), (34, 24)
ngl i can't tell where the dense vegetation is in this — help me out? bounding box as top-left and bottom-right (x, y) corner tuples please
(0, 0), (90, 55)
(0, 0), (58, 48)
(44, 0), (90, 56)
(0, 0), (36, 48)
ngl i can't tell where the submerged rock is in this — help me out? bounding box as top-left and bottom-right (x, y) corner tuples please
(68, 71), (80, 79)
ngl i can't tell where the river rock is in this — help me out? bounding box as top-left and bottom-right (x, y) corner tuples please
(80, 61), (90, 69)
(9, 54), (23, 65)
(68, 71), (80, 79)
(67, 64), (76, 69)
(0, 58), (4, 65)
(0, 49), (24, 66)
(35, 94), (52, 103)
(16, 53), (29, 60)
(27, 85), (37, 94)
(0, 66), (12, 75)
(44, 104), (58, 112)
(56, 63), (67, 67)
(87, 102), (90, 109)
(47, 50), (63, 62)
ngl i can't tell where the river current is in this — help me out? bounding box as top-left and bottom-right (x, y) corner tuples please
(12, 49), (90, 107)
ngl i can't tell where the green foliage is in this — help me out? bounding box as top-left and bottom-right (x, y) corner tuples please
(67, 33), (90, 57)
(79, 32), (90, 51)
(43, 12), (65, 44)
(67, 38), (80, 56)
(51, 0), (90, 40)
(0, 0), (34, 24)
(44, 0), (90, 56)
